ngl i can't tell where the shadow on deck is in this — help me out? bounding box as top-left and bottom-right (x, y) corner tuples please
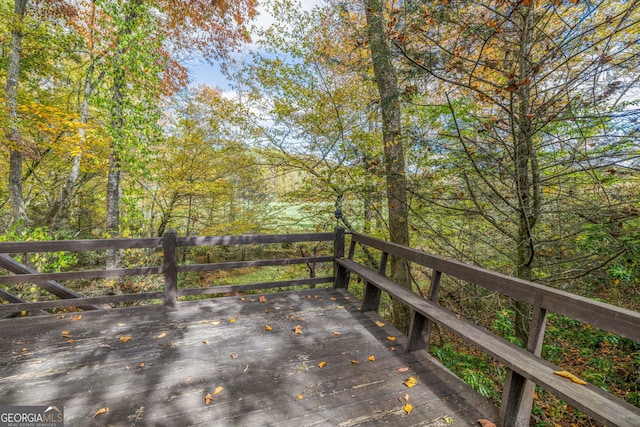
(0, 287), (496, 426)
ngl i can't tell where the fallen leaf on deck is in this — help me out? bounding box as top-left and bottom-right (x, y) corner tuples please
(368, 355), (376, 362)
(240, 297), (245, 301)
(93, 408), (109, 417)
(375, 321), (385, 327)
(397, 367), (409, 373)
(332, 331), (342, 336)
(265, 325), (272, 331)
(229, 318), (236, 323)
(211, 321), (220, 325)
(336, 305), (344, 308)
(476, 419), (497, 427)
(390, 346), (396, 351)
(404, 376), (417, 388)
(444, 416), (453, 424)
(318, 361), (327, 368)
(259, 296), (267, 303)
(72, 315), (82, 320)
(404, 394), (409, 401)
(138, 362), (145, 368)
(119, 335), (133, 343)
(230, 354), (238, 359)
(306, 295), (311, 299)
(404, 403), (413, 415)
(265, 309), (270, 313)
(314, 295), (319, 299)
(205, 393), (213, 405)
(202, 340), (209, 344)
(387, 336), (396, 341)
(118, 323), (125, 326)
(330, 297), (337, 301)
(294, 325), (303, 334)
(554, 370), (586, 385)
(213, 386), (224, 395)
(61, 330), (72, 338)
(351, 359), (359, 364)
(57, 315), (65, 319)
(156, 332), (167, 338)
(296, 394), (304, 400)
(21, 347), (28, 352)
(67, 339), (76, 343)
(290, 315), (295, 320)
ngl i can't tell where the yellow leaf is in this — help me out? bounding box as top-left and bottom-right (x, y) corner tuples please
(318, 361), (327, 368)
(387, 336), (396, 341)
(265, 325), (272, 331)
(67, 339), (76, 343)
(351, 359), (359, 364)
(203, 340), (209, 344)
(296, 394), (304, 400)
(119, 335), (133, 343)
(330, 297), (337, 301)
(93, 407), (109, 417)
(404, 376), (417, 388)
(61, 330), (72, 338)
(554, 370), (587, 385)
(368, 355), (376, 362)
(138, 362), (145, 368)
(404, 403), (413, 415)
(375, 321), (385, 327)
(205, 393), (213, 405)
(72, 315), (82, 321)
(294, 325), (303, 334)
(156, 332), (167, 338)
(229, 318), (236, 323)
(444, 416), (454, 424)
(213, 386), (224, 395)
(332, 331), (342, 336)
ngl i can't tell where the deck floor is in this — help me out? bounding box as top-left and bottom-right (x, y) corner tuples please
(0, 288), (497, 426)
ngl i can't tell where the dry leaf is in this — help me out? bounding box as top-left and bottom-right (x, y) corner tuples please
(387, 336), (396, 341)
(72, 315), (82, 321)
(330, 297), (337, 301)
(229, 318), (236, 323)
(93, 407), (109, 417)
(375, 321), (385, 327)
(230, 354), (238, 359)
(294, 325), (303, 334)
(390, 346), (396, 351)
(213, 386), (224, 395)
(202, 340), (209, 344)
(477, 419), (497, 427)
(318, 361), (327, 368)
(368, 355), (376, 362)
(351, 359), (359, 364)
(332, 331), (342, 336)
(336, 305), (344, 308)
(265, 325), (272, 331)
(156, 332), (167, 338)
(259, 296), (267, 303)
(404, 403), (413, 415)
(57, 315), (65, 319)
(554, 370), (587, 385)
(205, 393), (213, 405)
(61, 330), (72, 338)
(240, 297), (246, 301)
(404, 377), (417, 388)
(67, 339), (76, 343)
(21, 347), (28, 352)
(404, 394), (409, 401)
(119, 335), (133, 343)
(397, 367), (410, 373)
(314, 295), (319, 299)
(306, 295), (311, 299)
(296, 394), (304, 400)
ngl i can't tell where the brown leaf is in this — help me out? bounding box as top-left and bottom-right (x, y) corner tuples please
(67, 339), (76, 343)
(205, 393), (213, 405)
(477, 419), (497, 427)
(332, 331), (342, 336)
(259, 295), (267, 303)
(61, 330), (73, 338)
(93, 407), (109, 417)
(202, 340), (209, 344)
(119, 335), (133, 343)
(397, 367), (410, 373)
(230, 354), (238, 359)
(351, 359), (359, 364)
(72, 315), (82, 321)
(293, 325), (302, 334)
(138, 362), (145, 368)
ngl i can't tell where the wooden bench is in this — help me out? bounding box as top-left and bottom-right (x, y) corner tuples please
(335, 257), (640, 427)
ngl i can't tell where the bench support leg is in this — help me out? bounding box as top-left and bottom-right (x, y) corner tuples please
(361, 282), (381, 312)
(407, 311), (427, 352)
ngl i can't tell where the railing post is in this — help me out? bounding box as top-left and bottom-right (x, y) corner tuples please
(500, 294), (548, 426)
(334, 227), (350, 289)
(163, 229), (178, 308)
(361, 251), (387, 312)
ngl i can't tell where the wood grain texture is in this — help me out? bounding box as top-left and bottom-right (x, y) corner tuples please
(0, 288), (497, 426)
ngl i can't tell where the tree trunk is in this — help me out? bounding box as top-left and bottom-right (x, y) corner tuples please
(365, 0), (412, 334)
(4, 0), (29, 228)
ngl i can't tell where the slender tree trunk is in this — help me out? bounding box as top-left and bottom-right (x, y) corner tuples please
(5, 0), (29, 228)
(365, 0), (412, 333)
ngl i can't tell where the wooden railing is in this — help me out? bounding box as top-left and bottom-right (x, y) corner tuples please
(0, 229), (339, 315)
(335, 231), (640, 427)
(1, 228), (639, 426)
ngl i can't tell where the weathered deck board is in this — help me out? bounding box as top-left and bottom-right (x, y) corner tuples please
(0, 288), (497, 426)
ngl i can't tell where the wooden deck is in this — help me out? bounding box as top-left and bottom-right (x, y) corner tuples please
(0, 288), (497, 426)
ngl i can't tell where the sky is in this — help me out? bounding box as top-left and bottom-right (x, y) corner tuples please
(189, 0), (322, 92)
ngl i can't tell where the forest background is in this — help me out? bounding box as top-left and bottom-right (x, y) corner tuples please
(1, 0), (639, 424)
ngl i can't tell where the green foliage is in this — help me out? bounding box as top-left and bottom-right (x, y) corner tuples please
(0, 224), (76, 273)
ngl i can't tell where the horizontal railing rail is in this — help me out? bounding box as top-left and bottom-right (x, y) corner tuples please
(334, 231), (640, 427)
(0, 230), (338, 315)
